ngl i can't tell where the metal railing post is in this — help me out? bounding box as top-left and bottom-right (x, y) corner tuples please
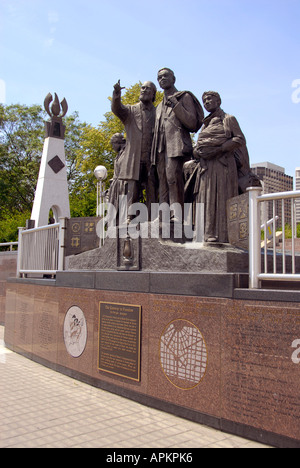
(16, 227), (25, 277)
(248, 187), (263, 289)
(58, 217), (66, 271)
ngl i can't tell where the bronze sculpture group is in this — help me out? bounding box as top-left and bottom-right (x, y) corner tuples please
(109, 68), (259, 244)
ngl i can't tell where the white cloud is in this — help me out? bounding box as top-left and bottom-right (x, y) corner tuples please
(45, 10), (59, 48)
(44, 38), (55, 48)
(0, 80), (6, 104)
(48, 11), (59, 25)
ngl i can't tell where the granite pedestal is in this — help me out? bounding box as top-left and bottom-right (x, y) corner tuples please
(0, 252), (17, 324)
(4, 269), (300, 448)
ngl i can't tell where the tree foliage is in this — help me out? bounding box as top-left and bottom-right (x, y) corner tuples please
(0, 82), (163, 241)
(0, 103), (44, 216)
(68, 82), (163, 217)
(78, 82), (163, 179)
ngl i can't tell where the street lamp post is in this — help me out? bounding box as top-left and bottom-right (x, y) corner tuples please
(94, 165), (107, 246)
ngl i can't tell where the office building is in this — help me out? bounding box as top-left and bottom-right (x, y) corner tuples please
(251, 162), (293, 225)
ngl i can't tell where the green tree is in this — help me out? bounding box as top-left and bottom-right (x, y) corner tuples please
(0, 103), (44, 216)
(0, 104), (88, 239)
(70, 82), (163, 217)
(0, 82), (164, 239)
(0, 209), (31, 244)
(76, 81), (163, 184)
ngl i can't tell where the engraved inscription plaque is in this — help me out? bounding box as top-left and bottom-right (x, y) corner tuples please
(223, 305), (300, 437)
(227, 193), (249, 250)
(38, 307), (54, 351)
(98, 302), (141, 382)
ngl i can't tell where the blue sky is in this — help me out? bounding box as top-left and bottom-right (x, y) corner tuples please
(0, 0), (299, 178)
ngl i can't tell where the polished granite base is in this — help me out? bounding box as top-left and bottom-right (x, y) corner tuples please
(0, 252), (17, 324)
(4, 272), (300, 448)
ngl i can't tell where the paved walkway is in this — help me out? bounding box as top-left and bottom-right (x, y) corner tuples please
(0, 326), (271, 449)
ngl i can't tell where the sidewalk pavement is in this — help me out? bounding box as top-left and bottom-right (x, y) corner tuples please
(0, 326), (271, 449)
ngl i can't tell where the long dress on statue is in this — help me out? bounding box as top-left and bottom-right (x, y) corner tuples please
(193, 108), (246, 243)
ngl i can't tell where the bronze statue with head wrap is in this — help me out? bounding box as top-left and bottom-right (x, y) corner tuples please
(184, 91), (260, 243)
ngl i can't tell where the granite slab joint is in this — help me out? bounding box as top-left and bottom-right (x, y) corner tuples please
(234, 288), (300, 302)
(9, 271), (250, 298)
(6, 272), (300, 301)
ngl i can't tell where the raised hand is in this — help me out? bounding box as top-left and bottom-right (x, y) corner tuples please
(113, 80), (125, 95)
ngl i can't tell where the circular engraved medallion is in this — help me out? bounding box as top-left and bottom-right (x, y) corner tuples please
(160, 319), (207, 390)
(63, 306), (87, 358)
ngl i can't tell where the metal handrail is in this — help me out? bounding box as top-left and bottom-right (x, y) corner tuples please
(258, 190), (300, 201)
(0, 242), (18, 251)
(17, 219), (66, 277)
(20, 223), (60, 234)
(248, 187), (300, 289)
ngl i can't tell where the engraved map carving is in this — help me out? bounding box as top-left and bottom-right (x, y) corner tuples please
(160, 319), (207, 390)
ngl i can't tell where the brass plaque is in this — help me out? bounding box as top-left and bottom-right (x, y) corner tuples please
(98, 302), (141, 382)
